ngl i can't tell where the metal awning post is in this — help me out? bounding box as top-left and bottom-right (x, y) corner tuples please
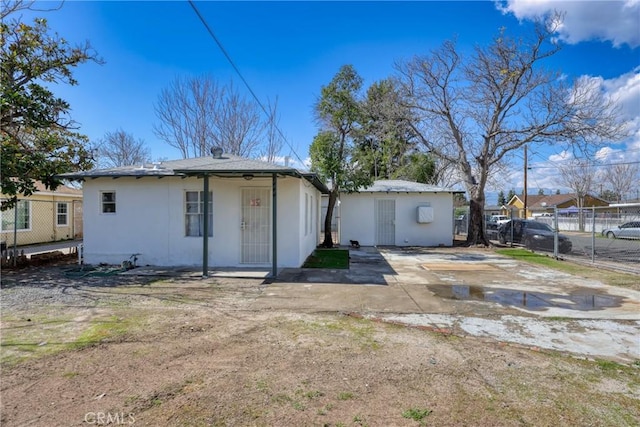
(272, 173), (277, 278)
(202, 174), (209, 277)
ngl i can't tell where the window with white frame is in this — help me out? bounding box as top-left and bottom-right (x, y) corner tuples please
(101, 191), (116, 213)
(56, 202), (69, 226)
(185, 191), (213, 237)
(1, 200), (30, 231)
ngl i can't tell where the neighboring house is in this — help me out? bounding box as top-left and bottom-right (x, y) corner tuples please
(1, 182), (83, 247)
(338, 180), (461, 247)
(506, 193), (611, 218)
(60, 152), (328, 275)
(485, 205), (504, 217)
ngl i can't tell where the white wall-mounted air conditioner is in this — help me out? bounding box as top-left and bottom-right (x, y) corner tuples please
(417, 206), (434, 223)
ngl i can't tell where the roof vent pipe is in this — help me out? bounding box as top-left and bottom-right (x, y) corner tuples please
(211, 146), (223, 159)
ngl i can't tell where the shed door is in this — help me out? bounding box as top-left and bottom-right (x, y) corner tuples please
(375, 199), (395, 246)
(241, 188), (271, 263)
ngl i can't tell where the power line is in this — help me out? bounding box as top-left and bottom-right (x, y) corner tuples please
(528, 160), (640, 170)
(528, 147), (640, 167)
(187, 0), (305, 166)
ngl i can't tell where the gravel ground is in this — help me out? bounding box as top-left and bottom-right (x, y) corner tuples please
(1, 260), (161, 310)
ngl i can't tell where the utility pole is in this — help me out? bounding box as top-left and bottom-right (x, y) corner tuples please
(523, 145), (528, 219)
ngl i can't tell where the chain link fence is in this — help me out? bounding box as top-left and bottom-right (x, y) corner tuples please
(455, 204), (640, 272)
(1, 199), (83, 261)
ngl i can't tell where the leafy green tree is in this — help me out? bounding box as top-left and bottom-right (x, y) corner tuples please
(537, 188), (545, 195)
(393, 152), (436, 184)
(506, 189), (516, 203)
(497, 190), (506, 205)
(1, 7), (100, 209)
(310, 65), (372, 247)
(353, 79), (417, 179)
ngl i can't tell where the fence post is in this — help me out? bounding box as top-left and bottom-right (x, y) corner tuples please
(553, 206), (558, 259)
(509, 208), (514, 247)
(591, 206), (596, 263)
(12, 199), (18, 267)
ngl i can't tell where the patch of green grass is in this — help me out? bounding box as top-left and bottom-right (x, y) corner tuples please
(302, 249), (349, 269)
(255, 379), (269, 392)
(337, 391), (354, 400)
(69, 315), (133, 349)
(304, 390), (324, 399)
(0, 312), (109, 366)
(495, 248), (566, 268)
(402, 407), (432, 425)
(353, 414), (368, 425)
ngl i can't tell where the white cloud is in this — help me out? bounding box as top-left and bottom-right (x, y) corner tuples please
(595, 146), (617, 161)
(497, 0), (640, 48)
(548, 150), (571, 162)
(602, 68), (640, 118)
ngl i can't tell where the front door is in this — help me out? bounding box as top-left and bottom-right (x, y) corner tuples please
(375, 199), (395, 246)
(241, 188), (271, 263)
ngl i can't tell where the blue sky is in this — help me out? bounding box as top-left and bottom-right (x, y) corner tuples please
(18, 1), (640, 199)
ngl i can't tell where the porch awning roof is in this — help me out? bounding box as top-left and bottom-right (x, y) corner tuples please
(59, 154), (329, 194)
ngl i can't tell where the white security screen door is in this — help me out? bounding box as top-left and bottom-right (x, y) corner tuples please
(241, 188), (271, 263)
(375, 199), (395, 246)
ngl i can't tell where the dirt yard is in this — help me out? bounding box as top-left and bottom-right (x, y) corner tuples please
(1, 259), (639, 426)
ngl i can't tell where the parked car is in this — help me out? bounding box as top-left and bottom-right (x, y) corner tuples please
(498, 219), (573, 254)
(601, 222), (640, 239)
(490, 215), (510, 225)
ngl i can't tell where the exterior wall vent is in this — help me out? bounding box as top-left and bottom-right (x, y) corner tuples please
(211, 146), (223, 159)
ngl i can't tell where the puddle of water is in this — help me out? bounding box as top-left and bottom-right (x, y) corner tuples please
(427, 285), (624, 311)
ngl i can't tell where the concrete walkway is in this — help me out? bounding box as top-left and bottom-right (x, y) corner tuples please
(254, 246), (640, 363)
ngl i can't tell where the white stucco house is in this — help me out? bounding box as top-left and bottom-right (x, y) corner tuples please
(61, 152), (328, 276)
(338, 180), (461, 247)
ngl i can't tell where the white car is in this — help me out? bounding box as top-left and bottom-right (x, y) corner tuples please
(490, 215), (510, 225)
(601, 222), (640, 239)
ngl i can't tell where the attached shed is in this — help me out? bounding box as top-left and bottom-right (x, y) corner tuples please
(338, 180), (459, 247)
(61, 153), (328, 276)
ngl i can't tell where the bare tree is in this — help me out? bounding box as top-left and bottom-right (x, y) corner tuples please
(260, 97), (284, 163)
(153, 76), (221, 158)
(557, 158), (594, 231)
(394, 13), (627, 245)
(96, 129), (150, 167)
(213, 82), (264, 157)
(1, 0), (63, 19)
(601, 162), (639, 203)
(153, 76), (265, 159)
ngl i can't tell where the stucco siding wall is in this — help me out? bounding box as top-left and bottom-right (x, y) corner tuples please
(297, 181), (321, 265)
(1, 195), (81, 246)
(82, 176), (311, 267)
(339, 193), (454, 247)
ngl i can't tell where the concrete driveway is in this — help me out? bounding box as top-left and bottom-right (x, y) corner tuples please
(255, 246), (640, 363)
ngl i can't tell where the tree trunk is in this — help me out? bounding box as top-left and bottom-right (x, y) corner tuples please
(466, 197), (490, 246)
(322, 189), (338, 247)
